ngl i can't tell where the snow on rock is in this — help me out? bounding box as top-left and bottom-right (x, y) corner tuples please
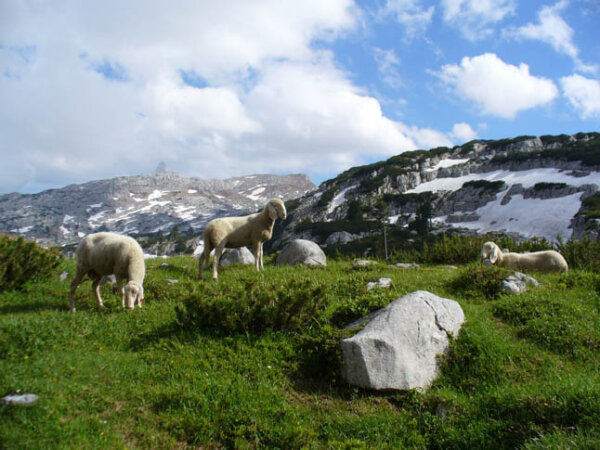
(441, 192), (583, 241)
(328, 185), (357, 215)
(408, 168), (600, 193)
(426, 158), (470, 172)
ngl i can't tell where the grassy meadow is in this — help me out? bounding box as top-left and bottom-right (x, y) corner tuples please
(1, 252), (599, 448)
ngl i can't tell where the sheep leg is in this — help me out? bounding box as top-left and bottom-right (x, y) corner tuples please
(69, 270), (85, 312)
(116, 277), (124, 308)
(212, 243), (226, 280)
(92, 275), (104, 308)
(199, 243), (211, 279)
(255, 241), (264, 270)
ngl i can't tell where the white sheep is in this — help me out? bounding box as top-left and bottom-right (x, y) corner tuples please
(199, 198), (287, 280)
(480, 241), (568, 272)
(69, 232), (146, 311)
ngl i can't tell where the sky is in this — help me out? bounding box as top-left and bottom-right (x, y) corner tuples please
(1, 0), (599, 194)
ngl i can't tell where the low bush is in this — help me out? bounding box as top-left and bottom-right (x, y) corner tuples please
(556, 235), (600, 272)
(448, 264), (513, 300)
(492, 293), (600, 359)
(0, 234), (62, 291)
(175, 277), (328, 333)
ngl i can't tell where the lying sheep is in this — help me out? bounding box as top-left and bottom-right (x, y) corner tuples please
(69, 232), (145, 311)
(199, 198), (287, 280)
(480, 241), (568, 272)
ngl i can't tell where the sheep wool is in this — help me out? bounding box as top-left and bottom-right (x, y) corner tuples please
(480, 241), (568, 272)
(69, 232), (146, 311)
(199, 198), (287, 280)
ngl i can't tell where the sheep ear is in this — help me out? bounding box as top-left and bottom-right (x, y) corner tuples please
(490, 245), (500, 264)
(268, 203), (278, 220)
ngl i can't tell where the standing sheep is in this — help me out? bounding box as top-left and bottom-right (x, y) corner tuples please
(69, 232), (146, 311)
(480, 241), (568, 272)
(199, 198), (287, 280)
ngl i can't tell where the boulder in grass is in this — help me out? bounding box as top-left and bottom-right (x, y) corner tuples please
(341, 290), (465, 391)
(219, 247), (256, 266)
(276, 239), (326, 266)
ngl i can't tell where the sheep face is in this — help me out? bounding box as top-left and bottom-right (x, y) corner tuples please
(481, 241), (500, 265)
(267, 198), (287, 221)
(124, 282), (143, 309)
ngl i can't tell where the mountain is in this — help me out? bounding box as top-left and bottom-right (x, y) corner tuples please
(272, 132), (600, 251)
(0, 173), (315, 248)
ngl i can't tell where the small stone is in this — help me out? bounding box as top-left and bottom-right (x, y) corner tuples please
(367, 277), (392, 290)
(395, 263), (420, 269)
(2, 394), (39, 405)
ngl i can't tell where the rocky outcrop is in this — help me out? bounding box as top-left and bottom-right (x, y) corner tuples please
(272, 133), (600, 246)
(0, 173), (315, 248)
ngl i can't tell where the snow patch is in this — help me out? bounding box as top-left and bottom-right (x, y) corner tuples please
(442, 192), (583, 241)
(426, 158), (470, 172)
(328, 185), (357, 215)
(187, 189), (198, 194)
(408, 168), (600, 193)
(247, 186), (266, 201)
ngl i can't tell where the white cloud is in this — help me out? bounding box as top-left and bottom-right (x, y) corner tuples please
(380, 0), (434, 39)
(451, 122), (478, 142)
(441, 0), (516, 40)
(504, 1), (597, 73)
(373, 47), (403, 88)
(560, 74), (600, 118)
(438, 53), (559, 118)
(1, 1), (461, 193)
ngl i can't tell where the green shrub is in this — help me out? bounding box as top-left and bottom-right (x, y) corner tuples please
(462, 180), (506, 191)
(175, 277), (328, 333)
(296, 325), (356, 381)
(0, 234), (62, 291)
(448, 264), (513, 300)
(492, 294), (600, 359)
(533, 182), (568, 190)
(556, 235), (600, 272)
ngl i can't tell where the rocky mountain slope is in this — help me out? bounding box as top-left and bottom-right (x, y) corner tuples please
(273, 132), (600, 250)
(0, 172), (315, 248)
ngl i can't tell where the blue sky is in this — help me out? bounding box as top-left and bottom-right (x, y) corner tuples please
(0, 0), (599, 193)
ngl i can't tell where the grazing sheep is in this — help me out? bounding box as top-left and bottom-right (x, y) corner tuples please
(199, 198), (287, 280)
(69, 232), (145, 311)
(480, 241), (568, 272)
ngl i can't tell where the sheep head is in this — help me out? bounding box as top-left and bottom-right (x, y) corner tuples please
(480, 241), (501, 265)
(266, 198), (287, 221)
(124, 281), (144, 309)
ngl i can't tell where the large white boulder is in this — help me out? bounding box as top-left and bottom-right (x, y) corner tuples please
(219, 247), (256, 266)
(341, 290), (465, 391)
(276, 239), (326, 266)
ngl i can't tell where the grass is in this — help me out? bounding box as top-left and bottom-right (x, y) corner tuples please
(1, 256), (599, 448)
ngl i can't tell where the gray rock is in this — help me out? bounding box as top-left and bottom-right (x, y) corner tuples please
(59, 271), (69, 281)
(276, 239), (326, 266)
(219, 247), (256, 266)
(394, 263), (420, 269)
(100, 274), (117, 285)
(2, 394), (39, 405)
(501, 271), (540, 294)
(341, 290), (465, 391)
(324, 231), (357, 246)
(367, 277), (392, 290)
(352, 259), (376, 269)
